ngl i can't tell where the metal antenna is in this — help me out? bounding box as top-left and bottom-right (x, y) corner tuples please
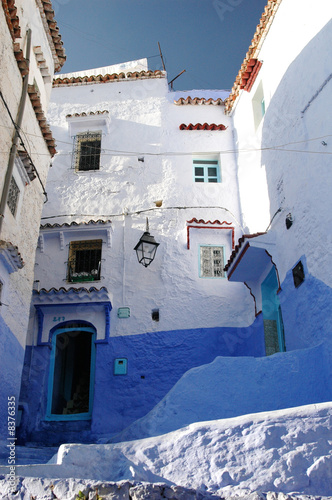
(158, 42), (166, 72)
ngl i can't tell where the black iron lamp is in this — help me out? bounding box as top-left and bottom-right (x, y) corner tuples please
(134, 218), (160, 267)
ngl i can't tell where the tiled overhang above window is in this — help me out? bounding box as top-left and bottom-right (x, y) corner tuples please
(179, 123), (227, 131)
(224, 0), (281, 113)
(224, 233), (275, 282)
(38, 220), (112, 252)
(53, 70), (165, 87)
(66, 111), (110, 135)
(174, 97), (224, 106)
(40, 219), (112, 230)
(33, 286), (110, 305)
(0, 240), (25, 273)
(186, 218), (235, 250)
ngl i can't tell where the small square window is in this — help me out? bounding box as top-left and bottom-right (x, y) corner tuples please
(7, 176), (20, 217)
(193, 159), (220, 183)
(252, 81), (265, 129)
(73, 132), (101, 171)
(199, 246), (225, 278)
(292, 261), (305, 288)
(67, 240), (102, 282)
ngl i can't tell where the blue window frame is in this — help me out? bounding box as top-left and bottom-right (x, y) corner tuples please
(193, 159), (220, 183)
(199, 245), (226, 278)
(46, 322), (96, 421)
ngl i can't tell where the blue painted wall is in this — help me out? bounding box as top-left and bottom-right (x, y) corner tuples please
(17, 318), (265, 445)
(17, 259), (332, 446)
(278, 256), (332, 352)
(0, 317), (25, 440)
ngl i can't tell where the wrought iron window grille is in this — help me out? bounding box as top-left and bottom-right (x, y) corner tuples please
(67, 240), (102, 283)
(72, 131), (102, 171)
(7, 176), (20, 216)
(200, 245), (225, 278)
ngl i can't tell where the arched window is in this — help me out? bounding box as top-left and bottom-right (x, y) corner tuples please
(46, 322), (96, 420)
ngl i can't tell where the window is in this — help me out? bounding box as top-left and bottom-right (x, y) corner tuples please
(292, 260), (305, 288)
(193, 159), (220, 183)
(199, 245), (225, 278)
(73, 132), (101, 171)
(7, 176), (20, 217)
(67, 240), (102, 282)
(252, 81), (265, 129)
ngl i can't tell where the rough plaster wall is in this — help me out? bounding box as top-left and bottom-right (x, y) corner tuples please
(18, 318), (265, 444)
(0, 5), (54, 348)
(234, 0), (331, 240)
(37, 77), (254, 338)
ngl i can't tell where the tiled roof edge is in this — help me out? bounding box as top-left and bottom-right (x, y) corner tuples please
(53, 70), (166, 87)
(36, 0), (66, 72)
(224, 0), (282, 113)
(28, 84), (56, 157)
(40, 219), (112, 229)
(179, 123), (227, 131)
(35, 286), (109, 294)
(224, 232), (267, 271)
(66, 110), (109, 118)
(174, 97), (224, 106)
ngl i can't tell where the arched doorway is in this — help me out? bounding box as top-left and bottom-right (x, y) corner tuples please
(46, 322), (96, 420)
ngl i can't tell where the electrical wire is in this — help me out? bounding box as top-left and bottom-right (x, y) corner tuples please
(0, 90), (48, 202)
(0, 122), (331, 157)
(40, 205), (244, 230)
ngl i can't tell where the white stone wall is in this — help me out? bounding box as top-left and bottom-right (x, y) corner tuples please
(231, 0), (332, 285)
(34, 73), (255, 339)
(0, 1), (56, 348)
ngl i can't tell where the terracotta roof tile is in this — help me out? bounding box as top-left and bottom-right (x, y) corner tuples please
(2, 0), (65, 73)
(28, 84), (57, 156)
(66, 110), (109, 118)
(37, 0), (66, 72)
(224, 233), (266, 271)
(1, 0), (21, 40)
(225, 0), (281, 113)
(179, 123), (227, 131)
(239, 59), (263, 92)
(0, 240), (25, 272)
(40, 219), (111, 229)
(35, 286), (108, 294)
(53, 70), (165, 87)
(174, 97), (224, 106)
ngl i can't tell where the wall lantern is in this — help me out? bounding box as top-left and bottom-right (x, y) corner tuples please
(134, 218), (160, 267)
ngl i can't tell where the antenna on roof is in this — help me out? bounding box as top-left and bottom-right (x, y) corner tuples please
(158, 42), (166, 72)
(157, 42), (186, 89)
(168, 70), (186, 90)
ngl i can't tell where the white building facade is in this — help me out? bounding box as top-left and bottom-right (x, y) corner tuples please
(17, 0), (332, 445)
(0, 0), (65, 440)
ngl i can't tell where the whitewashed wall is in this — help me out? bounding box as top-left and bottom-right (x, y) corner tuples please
(35, 71), (255, 339)
(231, 0), (332, 286)
(0, 1), (56, 348)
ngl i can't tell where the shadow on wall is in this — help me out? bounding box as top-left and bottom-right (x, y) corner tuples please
(260, 20), (332, 351)
(110, 341), (331, 442)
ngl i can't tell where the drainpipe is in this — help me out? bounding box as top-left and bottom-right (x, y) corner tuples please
(0, 28), (32, 234)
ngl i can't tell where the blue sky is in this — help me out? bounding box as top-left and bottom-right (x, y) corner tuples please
(54, 0), (268, 91)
